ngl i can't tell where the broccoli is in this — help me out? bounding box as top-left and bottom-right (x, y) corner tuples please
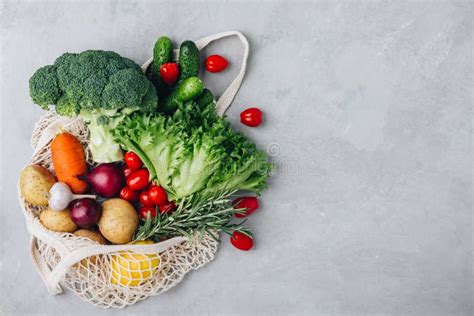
(29, 50), (158, 162)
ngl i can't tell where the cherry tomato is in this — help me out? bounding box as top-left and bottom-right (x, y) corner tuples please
(126, 169), (150, 191)
(233, 196), (259, 218)
(160, 62), (180, 85)
(139, 190), (154, 206)
(230, 231), (253, 251)
(205, 55), (229, 73)
(159, 201), (176, 214)
(139, 206), (157, 221)
(148, 185), (168, 205)
(119, 186), (139, 202)
(123, 167), (133, 178)
(124, 151), (143, 170)
(240, 108), (263, 127)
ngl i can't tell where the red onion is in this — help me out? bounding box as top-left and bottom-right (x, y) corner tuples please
(70, 198), (101, 228)
(83, 163), (124, 197)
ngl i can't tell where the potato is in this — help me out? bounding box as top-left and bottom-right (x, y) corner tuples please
(39, 208), (77, 233)
(99, 198), (139, 244)
(74, 229), (107, 266)
(20, 164), (56, 206)
(74, 229), (107, 245)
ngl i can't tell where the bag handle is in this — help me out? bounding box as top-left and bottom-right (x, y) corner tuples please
(28, 233), (187, 295)
(194, 31), (249, 116)
(30, 237), (63, 295)
(22, 188), (189, 296)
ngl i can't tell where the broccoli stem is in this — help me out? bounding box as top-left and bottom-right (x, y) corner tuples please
(87, 122), (124, 162)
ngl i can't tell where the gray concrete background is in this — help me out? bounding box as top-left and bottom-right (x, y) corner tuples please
(0, 1), (472, 315)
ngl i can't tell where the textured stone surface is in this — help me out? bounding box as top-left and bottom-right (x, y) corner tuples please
(0, 1), (472, 315)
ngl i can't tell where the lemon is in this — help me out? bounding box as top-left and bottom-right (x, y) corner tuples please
(110, 240), (160, 287)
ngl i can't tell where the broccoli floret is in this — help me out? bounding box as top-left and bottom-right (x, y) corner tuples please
(29, 65), (61, 109)
(141, 82), (161, 112)
(29, 50), (158, 162)
(55, 96), (80, 116)
(102, 68), (150, 109)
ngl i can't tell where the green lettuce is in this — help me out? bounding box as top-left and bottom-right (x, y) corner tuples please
(114, 102), (271, 200)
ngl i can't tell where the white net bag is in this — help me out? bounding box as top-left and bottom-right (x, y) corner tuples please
(17, 31), (249, 308)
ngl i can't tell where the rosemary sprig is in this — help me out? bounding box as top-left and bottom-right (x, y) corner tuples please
(133, 190), (247, 242)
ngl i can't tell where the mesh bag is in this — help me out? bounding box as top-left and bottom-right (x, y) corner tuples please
(17, 31), (249, 308)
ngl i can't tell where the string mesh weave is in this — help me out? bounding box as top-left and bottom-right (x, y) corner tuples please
(20, 111), (219, 308)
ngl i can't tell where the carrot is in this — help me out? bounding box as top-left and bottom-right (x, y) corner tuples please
(51, 132), (88, 194)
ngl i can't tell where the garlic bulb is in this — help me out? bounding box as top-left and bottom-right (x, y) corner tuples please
(48, 182), (95, 211)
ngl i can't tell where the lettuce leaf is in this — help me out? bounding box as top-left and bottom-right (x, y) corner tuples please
(114, 102), (271, 200)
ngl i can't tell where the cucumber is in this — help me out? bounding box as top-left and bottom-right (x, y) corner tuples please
(176, 77), (204, 101)
(153, 36), (173, 72)
(195, 89), (215, 109)
(178, 40), (199, 81)
(149, 36), (173, 100)
(162, 77), (204, 113)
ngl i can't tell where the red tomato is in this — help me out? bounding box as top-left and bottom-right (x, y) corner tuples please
(230, 231), (253, 251)
(160, 63), (180, 85)
(233, 196), (259, 218)
(139, 206), (157, 221)
(124, 152), (143, 170)
(159, 201), (176, 214)
(126, 169), (150, 191)
(119, 186), (139, 202)
(123, 167), (133, 178)
(139, 190), (155, 206)
(205, 55), (229, 73)
(148, 185), (168, 205)
(240, 108), (263, 127)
